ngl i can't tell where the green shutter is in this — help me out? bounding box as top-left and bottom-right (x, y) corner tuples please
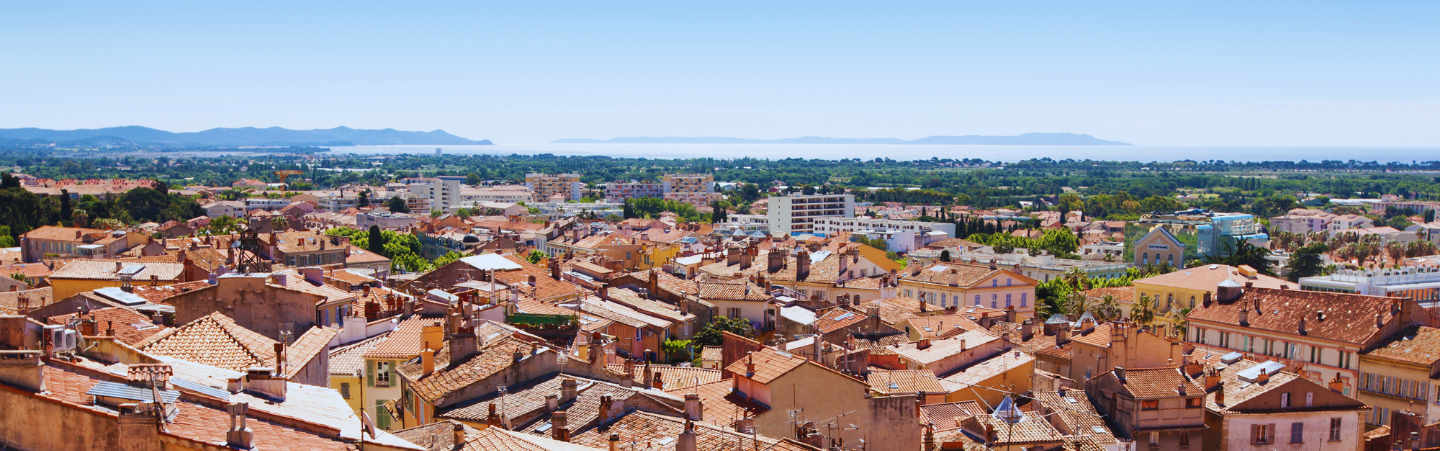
(367, 360), (375, 387)
(388, 361), (397, 386)
(376, 400), (391, 430)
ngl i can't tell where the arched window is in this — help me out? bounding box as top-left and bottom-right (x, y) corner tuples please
(1190, 296), (1196, 308)
(1142, 253), (1149, 265)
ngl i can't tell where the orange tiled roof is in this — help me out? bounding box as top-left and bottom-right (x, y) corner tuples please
(402, 337), (544, 403)
(48, 307), (166, 346)
(570, 411), (777, 451)
(0, 287), (55, 315)
(724, 347), (806, 385)
(1186, 287), (1404, 346)
(899, 261), (1032, 288)
(868, 369), (945, 395)
(1116, 367), (1205, 399)
(1132, 264), (1290, 292)
(1364, 326), (1440, 365)
(50, 260), (186, 281)
(364, 316), (436, 360)
(137, 312), (278, 372)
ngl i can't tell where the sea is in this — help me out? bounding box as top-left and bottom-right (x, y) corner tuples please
(322, 144), (1440, 164)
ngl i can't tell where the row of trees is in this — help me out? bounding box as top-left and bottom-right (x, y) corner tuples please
(324, 226), (462, 273)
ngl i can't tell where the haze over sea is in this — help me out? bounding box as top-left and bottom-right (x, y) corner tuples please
(328, 144), (1440, 164)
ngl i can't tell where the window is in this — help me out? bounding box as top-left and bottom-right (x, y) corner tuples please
(1006, 294), (1012, 307)
(975, 295), (981, 306)
(1186, 397), (1203, 408)
(1148, 432), (1158, 448)
(1021, 293), (1028, 307)
(1252, 424), (1274, 445)
(1280, 393), (1289, 408)
(1329, 418), (1342, 441)
(375, 361), (391, 387)
(1179, 431), (1190, 447)
(1006, 278), (1012, 286)
(341, 382), (351, 399)
(728, 308), (741, 319)
(992, 280), (997, 287)
(1189, 296), (1195, 308)
(1290, 422), (1303, 443)
(1141, 400), (1159, 410)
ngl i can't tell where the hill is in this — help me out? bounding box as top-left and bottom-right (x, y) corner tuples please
(554, 133), (1127, 145)
(0, 126), (492, 147)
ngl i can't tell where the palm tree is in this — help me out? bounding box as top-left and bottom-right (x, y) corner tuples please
(1130, 295), (1157, 326)
(1385, 241), (1407, 267)
(1096, 295), (1122, 321)
(1169, 306), (1193, 340)
(1065, 290), (1091, 318)
(270, 216), (289, 231)
(1037, 296), (1069, 320)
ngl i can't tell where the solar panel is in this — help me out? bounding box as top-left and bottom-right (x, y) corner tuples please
(834, 312), (855, 321)
(87, 381), (181, 404)
(170, 378), (229, 401)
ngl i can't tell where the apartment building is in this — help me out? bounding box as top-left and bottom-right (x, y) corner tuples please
(1086, 367), (1208, 450)
(661, 173), (719, 206)
(356, 211), (418, 230)
(244, 197), (291, 211)
(897, 261), (1037, 318)
(1186, 281), (1424, 397)
(457, 185), (532, 205)
(1299, 266), (1440, 302)
(1358, 326), (1440, 426)
(202, 200), (247, 217)
(1329, 214), (1375, 235)
(767, 193), (855, 234)
(717, 214), (770, 233)
(812, 217), (956, 252)
(603, 181), (662, 202)
(20, 226), (146, 263)
(524, 173), (584, 202)
(1270, 208), (1339, 234)
(407, 176), (463, 210)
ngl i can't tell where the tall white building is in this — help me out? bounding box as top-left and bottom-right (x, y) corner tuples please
(767, 194), (855, 235)
(812, 217), (955, 252)
(407, 177), (463, 210)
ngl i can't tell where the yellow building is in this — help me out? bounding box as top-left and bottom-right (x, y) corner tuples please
(1129, 264), (1289, 333)
(329, 333), (391, 414)
(524, 173), (583, 202)
(47, 260), (188, 300)
(897, 261), (1038, 319)
(1357, 326), (1440, 427)
(661, 173), (720, 207)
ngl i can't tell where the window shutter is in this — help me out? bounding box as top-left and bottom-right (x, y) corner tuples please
(1267, 423), (1275, 444)
(367, 360), (375, 387)
(1252, 424), (1260, 444)
(388, 361), (397, 385)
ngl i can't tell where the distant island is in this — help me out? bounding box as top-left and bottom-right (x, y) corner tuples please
(0, 126), (492, 147)
(553, 133), (1129, 146)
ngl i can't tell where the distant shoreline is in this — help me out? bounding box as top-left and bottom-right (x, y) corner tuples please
(553, 133), (1130, 146)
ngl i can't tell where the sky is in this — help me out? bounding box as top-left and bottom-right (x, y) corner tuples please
(3, 1), (1438, 146)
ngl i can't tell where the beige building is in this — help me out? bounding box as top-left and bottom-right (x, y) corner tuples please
(661, 173), (719, 207)
(1133, 225), (1186, 268)
(1086, 367), (1208, 450)
(1132, 263), (1290, 333)
(20, 225), (146, 263)
(1066, 318), (1186, 386)
(524, 173), (584, 202)
(1200, 359), (1367, 451)
(898, 261), (1038, 319)
(1357, 326), (1440, 426)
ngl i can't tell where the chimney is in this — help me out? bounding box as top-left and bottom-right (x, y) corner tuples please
(609, 434), (620, 451)
(116, 261), (124, 273)
(177, 250), (186, 263)
(746, 353), (756, 378)
(1021, 321), (1034, 341)
(1177, 384), (1187, 396)
(796, 250), (811, 280)
(1215, 382), (1226, 406)
(1377, 313), (1385, 328)
(0, 351), (45, 392)
(1205, 367), (1221, 391)
(768, 251), (784, 272)
(685, 393), (703, 421)
(677, 419), (698, 451)
(486, 403), (504, 428)
(1329, 374), (1345, 393)
(273, 342), (287, 376)
(947, 268), (959, 286)
(1202, 291), (1211, 305)
(226, 402), (256, 450)
(303, 267), (323, 285)
(1057, 327), (1069, 343)
(1006, 305), (1016, 323)
(551, 410), (570, 442)
(450, 330), (478, 365)
(1114, 366), (1126, 383)
(118, 403), (161, 451)
(422, 321), (444, 354)
(1257, 371), (1270, 385)
(452, 423), (465, 447)
(1298, 316), (1307, 335)
(421, 347), (435, 377)
(598, 394), (615, 426)
(546, 393), (559, 412)
(1245, 280), (1253, 289)
(1238, 308), (1249, 326)
(916, 338), (931, 350)
(275, 273), (288, 287)
(652, 370), (665, 391)
(561, 378), (578, 404)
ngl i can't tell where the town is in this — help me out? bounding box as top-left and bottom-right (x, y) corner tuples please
(2, 157), (1440, 451)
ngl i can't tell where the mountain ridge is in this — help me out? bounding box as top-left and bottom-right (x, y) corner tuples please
(554, 133), (1128, 145)
(0, 126), (492, 146)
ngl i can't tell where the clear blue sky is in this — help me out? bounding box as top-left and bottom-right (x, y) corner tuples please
(3, 1), (1438, 146)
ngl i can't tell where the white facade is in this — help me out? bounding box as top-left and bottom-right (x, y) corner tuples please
(717, 214), (770, 233)
(408, 178), (463, 210)
(459, 186), (533, 205)
(767, 194), (856, 235)
(812, 217), (955, 252)
(204, 201), (246, 218)
(1298, 266), (1440, 303)
(243, 197), (291, 211)
(356, 212), (418, 230)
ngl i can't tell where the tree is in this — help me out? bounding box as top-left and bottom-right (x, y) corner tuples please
(368, 225), (386, 255)
(1130, 295), (1156, 325)
(691, 317), (756, 347)
(358, 190), (371, 208)
(0, 173), (19, 189)
(270, 216), (288, 231)
(386, 196), (411, 213)
(1285, 242), (1326, 281)
(939, 250), (951, 262)
(455, 208), (472, 219)
(466, 173), (481, 186)
(525, 250), (547, 265)
(59, 190), (73, 224)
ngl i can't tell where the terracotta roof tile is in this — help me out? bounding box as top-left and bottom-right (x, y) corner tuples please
(329, 333), (392, 376)
(1116, 367), (1205, 399)
(364, 316), (437, 360)
(50, 260), (186, 281)
(1187, 287), (1404, 346)
(815, 308), (868, 333)
(904, 315), (982, 339)
(48, 307), (167, 346)
(623, 365), (721, 392)
(724, 347), (807, 385)
(1133, 264), (1291, 293)
(1031, 390), (1118, 445)
(900, 262), (1032, 288)
(403, 337), (544, 403)
(918, 401), (987, 428)
(128, 281), (213, 303)
(137, 312), (279, 372)
(165, 399), (354, 450)
(20, 225), (113, 242)
(570, 411), (777, 451)
(696, 281), (770, 301)
(1363, 326), (1440, 365)
(855, 297), (943, 327)
(868, 369), (945, 395)
(285, 326), (340, 378)
(938, 351), (1034, 389)
(0, 287), (55, 315)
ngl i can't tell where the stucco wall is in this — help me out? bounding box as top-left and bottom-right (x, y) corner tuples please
(0, 385), (123, 450)
(166, 276), (321, 342)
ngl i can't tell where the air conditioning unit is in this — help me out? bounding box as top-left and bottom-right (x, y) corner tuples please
(44, 325), (77, 353)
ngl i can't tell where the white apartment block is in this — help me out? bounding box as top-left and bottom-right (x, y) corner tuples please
(718, 214), (770, 233)
(356, 212), (419, 230)
(604, 182), (663, 202)
(813, 217), (956, 252)
(458, 186), (533, 205)
(1328, 215), (1374, 236)
(408, 177), (463, 210)
(1269, 209), (1337, 234)
(767, 194), (855, 235)
(243, 197), (291, 211)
